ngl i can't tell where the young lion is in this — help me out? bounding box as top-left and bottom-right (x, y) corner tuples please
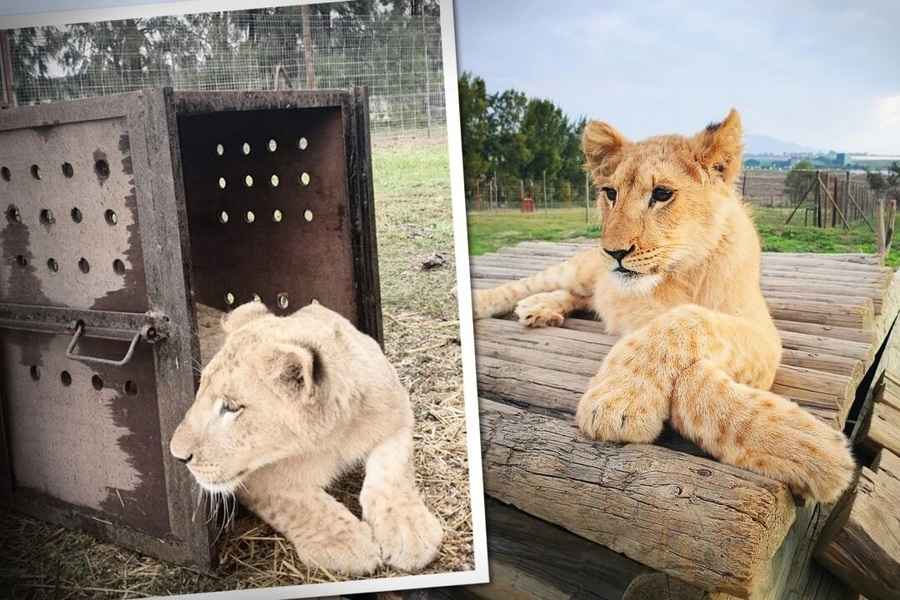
(170, 301), (443, 574)
(473, 110), (855, 503)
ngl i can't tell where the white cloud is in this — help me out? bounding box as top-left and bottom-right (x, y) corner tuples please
(876, 95), (900, 129)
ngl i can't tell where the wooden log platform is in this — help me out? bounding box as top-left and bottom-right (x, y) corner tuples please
(468, 241), (900, 600)
(815, 451), (900, 600)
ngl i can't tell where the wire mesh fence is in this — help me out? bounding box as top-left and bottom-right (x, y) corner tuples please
(466, 172), (599, 221)
(466, 169), (886, 229)
(6, 5), (445, 136)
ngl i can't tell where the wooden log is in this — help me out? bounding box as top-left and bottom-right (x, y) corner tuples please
(868, 401), (900, 457)
(623, 573), (727, 599)
(471, 255), (890, 288)
(470, 276), (874, 330)
(488, 314), (871, 368)
(472, 253), (890, 283)
(463, 498), (651, 600)
(469, 263), (887, 297)
(479, 399), (796, 597)
(497, 242), (884, 267)
(815, 451), (900, 600)
(872, 271), (900, 366)
(479, 334), (860, 382)
(772, 299), (871, 332)
(772, 320), (875, 345)
(474, 260), (879, 308)
(746, 501), (854, 600)
(881, 372), (900, 412)
(475, 324), (849, 426)
(469, 262), (883, 314)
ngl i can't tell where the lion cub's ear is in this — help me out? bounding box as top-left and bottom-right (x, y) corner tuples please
(221, 301), (270, 335)
(692, 108), (743, 185)
(583, 121), (629, 178)
(262, 343), (319, 404)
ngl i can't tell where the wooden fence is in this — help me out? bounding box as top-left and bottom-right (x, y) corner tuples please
(782, 170), (878, 229)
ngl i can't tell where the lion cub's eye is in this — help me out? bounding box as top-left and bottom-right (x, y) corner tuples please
(602, 187), (617, 204)
(220, 402), (244, 416)
(650, 187), (674, 205)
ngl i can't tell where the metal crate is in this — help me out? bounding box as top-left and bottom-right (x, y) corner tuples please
(0, 88), (381, 569)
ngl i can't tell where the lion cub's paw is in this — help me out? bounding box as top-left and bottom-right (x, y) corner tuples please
(297, 521), (382, 575)
(775, 408), (856, 504)
(370, 497), (443, 572)
(514, 293), (565, 328)
(575, 370), (667, 444)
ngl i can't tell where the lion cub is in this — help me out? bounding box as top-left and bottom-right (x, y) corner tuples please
(170, 301), (443, 574)
(473, 110), (855, 503)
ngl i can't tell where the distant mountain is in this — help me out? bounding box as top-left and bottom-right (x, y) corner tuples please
(744, 134), (819, 155)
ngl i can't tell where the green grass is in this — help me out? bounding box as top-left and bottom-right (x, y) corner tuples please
(466, 207), (600, 255)
(467, 205), (900, 268)
(371, 137), (457, 317)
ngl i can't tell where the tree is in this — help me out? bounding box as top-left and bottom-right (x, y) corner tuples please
(456, 73), (588, 205)
(486, 88), (530, 178)
(457, 72), (490, 190)
(784, 160), (816, 201)
(560, 116), (586, 185)
(520, 98), (569, 182)
(867, 161), (900, 194)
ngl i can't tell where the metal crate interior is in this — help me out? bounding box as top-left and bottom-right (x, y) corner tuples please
(0, 88), (380, 568)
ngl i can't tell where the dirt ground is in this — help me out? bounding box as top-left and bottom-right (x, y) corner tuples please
(0, 134), (473, 598)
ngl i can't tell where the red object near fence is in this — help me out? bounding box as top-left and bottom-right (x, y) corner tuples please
(521, 196), (535, 213)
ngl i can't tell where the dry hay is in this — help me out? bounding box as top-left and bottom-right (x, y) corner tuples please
(0, 136), (472, 598)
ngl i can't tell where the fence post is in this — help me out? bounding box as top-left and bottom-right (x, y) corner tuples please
(831, 173), (838, 228)
(877, 196), (886, 259)
(422, 11), (432, 137)
(0, 30), (15, 108)
(886, 198), (897, 260)
(543, 170), (547, 210)
(815, 171), (822, 228)
(301, 6), (317, 89)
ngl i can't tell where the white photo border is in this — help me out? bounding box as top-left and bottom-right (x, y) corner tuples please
(0, 0), (490, 597)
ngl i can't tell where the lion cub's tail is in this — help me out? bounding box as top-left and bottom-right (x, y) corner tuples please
(672, 359), (855, 503)
(472, 248), (604, 319)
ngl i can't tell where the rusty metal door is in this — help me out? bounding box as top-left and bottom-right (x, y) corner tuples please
(0, 91), (213, 568)
(0, 88), (381, 569)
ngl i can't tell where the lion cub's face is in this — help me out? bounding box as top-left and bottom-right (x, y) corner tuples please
(170, 303), (326, 493)
(583, 109), (744, 292)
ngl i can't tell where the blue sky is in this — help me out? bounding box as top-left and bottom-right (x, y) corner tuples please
(455, 0), (900, 154)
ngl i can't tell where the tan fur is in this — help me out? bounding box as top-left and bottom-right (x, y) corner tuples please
(473, 110), (855, 503)
(170, 301), (443, 574)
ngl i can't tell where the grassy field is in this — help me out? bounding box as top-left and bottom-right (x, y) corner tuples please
(1, 136), (471, 597)
(468, 206), (900, 268)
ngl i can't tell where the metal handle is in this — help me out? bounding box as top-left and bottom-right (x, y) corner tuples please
(65, 321), (143, 367)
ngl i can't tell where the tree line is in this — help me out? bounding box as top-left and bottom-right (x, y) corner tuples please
(458, 72), (587, 206)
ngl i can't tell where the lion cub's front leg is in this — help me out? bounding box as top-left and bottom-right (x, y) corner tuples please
(575, 305), (713, 443)
(247, 488), (382, 575)
(515, 289), (593, 328)
(360, 427), (443, 572)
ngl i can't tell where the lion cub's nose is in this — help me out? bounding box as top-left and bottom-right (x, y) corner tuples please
(170, 425), (195, 464)
(603, 245), (635, 263)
